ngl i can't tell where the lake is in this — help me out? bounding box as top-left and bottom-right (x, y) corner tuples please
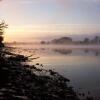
(9, 44), (100, 100)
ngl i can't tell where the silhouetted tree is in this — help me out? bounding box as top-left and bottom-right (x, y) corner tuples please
(83, 38), (90, 44)
(41, 41), (46, 44)
(94, 36), (100, 43)
(0, 20), (8, 47)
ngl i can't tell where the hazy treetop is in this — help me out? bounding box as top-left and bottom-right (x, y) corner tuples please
(0, 21), (8, 35)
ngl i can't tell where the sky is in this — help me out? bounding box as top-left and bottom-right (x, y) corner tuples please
(0, 0), (100, 42)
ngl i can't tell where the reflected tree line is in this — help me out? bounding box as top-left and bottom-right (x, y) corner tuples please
(84, 49), (100, 56)
(53, 49), (72, 55)
(52, 48), (100, 56)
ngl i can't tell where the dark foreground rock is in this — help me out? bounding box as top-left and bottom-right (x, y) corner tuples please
(0, 47), (79, 100)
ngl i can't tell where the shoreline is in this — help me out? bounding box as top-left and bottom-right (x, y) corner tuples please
(0, 46), (80, 100)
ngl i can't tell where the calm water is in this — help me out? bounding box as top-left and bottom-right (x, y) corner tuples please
(10, 44), (100, 100)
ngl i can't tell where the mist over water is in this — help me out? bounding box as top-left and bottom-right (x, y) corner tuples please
(10, 44), (100, 100)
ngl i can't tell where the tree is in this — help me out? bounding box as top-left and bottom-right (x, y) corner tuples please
(0, 20), (8, 35)
(83, 38), (90, 44)
(0, 20), (8, 47)
(94, 36), (100, 43)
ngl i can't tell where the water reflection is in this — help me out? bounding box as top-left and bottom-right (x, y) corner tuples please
(34, 47), (100, 100)
(53, 48), (100, 57)
(53, 49), (72, 55)
(9, 44), (100, 100)
(84, 49), (100, 56)
(36, 47), (100, 57)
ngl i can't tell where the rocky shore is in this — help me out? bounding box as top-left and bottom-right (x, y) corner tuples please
(0, 46), (80, 100)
